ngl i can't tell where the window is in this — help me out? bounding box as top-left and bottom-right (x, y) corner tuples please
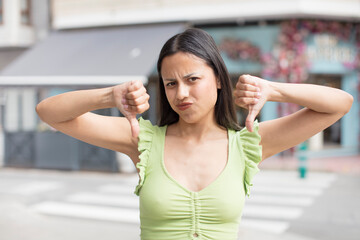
(0, 0), (3, 24)
(20, 0), (31, 25)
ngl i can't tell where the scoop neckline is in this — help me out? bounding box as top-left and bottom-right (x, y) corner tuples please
(160, 125), (232, 195)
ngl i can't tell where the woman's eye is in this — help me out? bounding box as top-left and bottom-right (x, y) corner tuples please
(166, 82), (176, 87)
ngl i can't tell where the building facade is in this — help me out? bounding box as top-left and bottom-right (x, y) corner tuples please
(202, 21), (359, 157)
(0, 0), (359, 172)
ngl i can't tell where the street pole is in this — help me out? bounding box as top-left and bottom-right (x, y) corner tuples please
(297, 141), (308, 178)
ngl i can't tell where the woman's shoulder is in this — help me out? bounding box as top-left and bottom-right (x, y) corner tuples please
(233, 120), (261, 141)
(135, 117), (163, 196)
(138, 117), (167, 142)
(232, 120), (262, 196)
(138, 117), (163, 131)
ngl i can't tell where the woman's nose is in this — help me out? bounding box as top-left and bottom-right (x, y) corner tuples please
(176, 84), (189, 100)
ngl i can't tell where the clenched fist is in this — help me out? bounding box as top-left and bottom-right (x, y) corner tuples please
(113, 80), (150, 138)
(233, 75), (270, 132)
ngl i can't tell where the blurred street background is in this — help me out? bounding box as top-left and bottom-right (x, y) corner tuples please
(0, 0), (359, 239)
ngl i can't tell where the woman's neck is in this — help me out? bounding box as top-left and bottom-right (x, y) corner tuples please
(169, 114), (225, 142)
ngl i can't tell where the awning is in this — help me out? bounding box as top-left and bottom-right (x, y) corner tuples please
(0, 23), (185, 86)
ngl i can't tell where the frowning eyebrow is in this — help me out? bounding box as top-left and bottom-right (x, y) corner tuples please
(164, 72), (198, 81)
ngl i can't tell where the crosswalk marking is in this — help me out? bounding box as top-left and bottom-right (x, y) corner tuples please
(240, 219), (289, 234)
(98, 184), (136, 194)
(254, 170), (337, 180)
(253, 175), (336, 188)
(251, 186), (323, 196)
(1, 181), (63, 196)
(243, 205), (303, 219)
(246, 194), (313, 206)
(66, 192), (139, 208)
(31, 201), (140, 224)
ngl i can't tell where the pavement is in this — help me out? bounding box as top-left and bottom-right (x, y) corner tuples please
(259, 154), (360, 175)
(0, 154), (359, 240)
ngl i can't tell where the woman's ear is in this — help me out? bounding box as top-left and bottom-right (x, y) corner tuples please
(217, 79), (221, 89)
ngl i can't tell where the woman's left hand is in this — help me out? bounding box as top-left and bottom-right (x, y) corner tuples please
(233, 75), (271, 132)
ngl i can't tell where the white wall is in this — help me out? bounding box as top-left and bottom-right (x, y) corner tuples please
(4, 88), (37, 132)
(22, 88), (37, 131)
(51, 0), (360, 29)
(0, 0), (35, 47)
(4, 88), (20, 132)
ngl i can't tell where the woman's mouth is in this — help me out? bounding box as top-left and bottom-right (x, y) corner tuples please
(177, 103), (192, 111)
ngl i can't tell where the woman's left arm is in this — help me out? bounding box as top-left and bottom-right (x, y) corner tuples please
(234, 75), (354, 161)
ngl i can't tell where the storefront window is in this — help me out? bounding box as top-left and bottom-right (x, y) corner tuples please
(0, 0), (3, 24)
(20, 0), (31, 25)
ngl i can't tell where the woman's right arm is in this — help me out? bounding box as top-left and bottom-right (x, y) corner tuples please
(35, 80), (150, 162)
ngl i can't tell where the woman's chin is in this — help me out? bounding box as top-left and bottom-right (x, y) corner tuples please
(177, 113), (198, 124)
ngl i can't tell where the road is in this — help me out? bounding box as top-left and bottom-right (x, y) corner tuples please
(0, 168), (359, 240)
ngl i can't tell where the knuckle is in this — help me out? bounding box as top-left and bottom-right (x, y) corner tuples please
(239, 75), (246, 83)
(130, 92), (137, 99)
(136, 105), (142, 111)
(247, 98), (255, 104)
(128, 92), (136, 99)
(139, 104), (148, 113)
(132, 98), (140, 105)
(133, 80), (141, 88)
(239, 74), (247, 79)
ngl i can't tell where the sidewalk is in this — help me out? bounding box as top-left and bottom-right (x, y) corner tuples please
(238, 228), (317, 240)
(259, 155), (360, 175)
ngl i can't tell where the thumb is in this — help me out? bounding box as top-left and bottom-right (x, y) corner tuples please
(245, 105), (258, 132)
(128, 80), (141, 92)
(128, 115), (140, 138)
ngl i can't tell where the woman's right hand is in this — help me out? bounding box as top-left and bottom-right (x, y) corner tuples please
(113, 80), (150, 138)
(234, 75), (270, 132)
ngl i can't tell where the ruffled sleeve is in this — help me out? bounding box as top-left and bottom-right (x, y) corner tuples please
(134, 117), (155, 196)
(239, 120), (262, 197)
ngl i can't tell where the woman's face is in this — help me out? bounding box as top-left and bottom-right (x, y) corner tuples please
(161, 52), (220, 124)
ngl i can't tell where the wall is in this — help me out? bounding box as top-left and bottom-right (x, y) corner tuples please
(51, 0), (360, 29)
(0, 0), (35, 47)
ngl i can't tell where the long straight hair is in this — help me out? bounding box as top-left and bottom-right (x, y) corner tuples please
(156, 28), (241, 131)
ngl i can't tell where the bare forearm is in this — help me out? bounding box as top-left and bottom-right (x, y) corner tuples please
(268, 82), (353, 114)
(36, 87), (116, 123)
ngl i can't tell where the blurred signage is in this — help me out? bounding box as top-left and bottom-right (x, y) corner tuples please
(306, 34), (355, 63)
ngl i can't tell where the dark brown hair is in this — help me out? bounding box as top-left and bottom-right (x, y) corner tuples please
(157, 28), (241, 130)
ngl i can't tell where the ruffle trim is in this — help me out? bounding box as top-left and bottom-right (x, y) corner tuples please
(239, 120), (262, 197)
(134, 117), (154, 196)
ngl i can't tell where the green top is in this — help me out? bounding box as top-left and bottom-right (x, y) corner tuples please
(134, 118), (262, 240)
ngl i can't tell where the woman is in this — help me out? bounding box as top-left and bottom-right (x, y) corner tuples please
(36, 29), (353, 240)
